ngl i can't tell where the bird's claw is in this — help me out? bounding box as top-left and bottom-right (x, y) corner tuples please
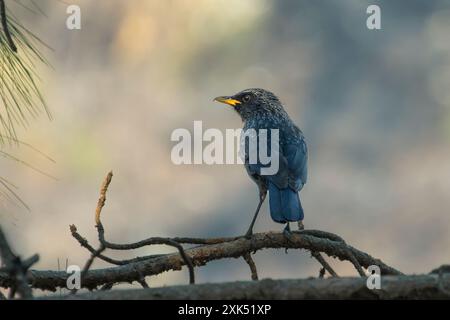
(291, 221), (305, 235)
(244, 230), (253, 239)
(283, 228), (295, 242)
(283, 224), (296, 252)
(283, 230), (294, 254)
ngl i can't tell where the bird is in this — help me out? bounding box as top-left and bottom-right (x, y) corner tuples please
(214, 88), (308, 238)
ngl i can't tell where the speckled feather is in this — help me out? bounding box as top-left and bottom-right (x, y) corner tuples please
(231, 88), (308, 223)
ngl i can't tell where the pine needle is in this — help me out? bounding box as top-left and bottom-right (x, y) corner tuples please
(0, 1), (53, 209)
(0, 6), (51, 145)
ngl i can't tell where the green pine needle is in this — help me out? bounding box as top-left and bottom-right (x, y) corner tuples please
(0, 10), (51, 145)
(0, 4), (52, 210)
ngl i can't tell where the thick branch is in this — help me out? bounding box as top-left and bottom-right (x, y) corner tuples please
(60, 274), (450, 300)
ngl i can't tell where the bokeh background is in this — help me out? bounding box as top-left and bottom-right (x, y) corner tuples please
(1, 0), (450, 293)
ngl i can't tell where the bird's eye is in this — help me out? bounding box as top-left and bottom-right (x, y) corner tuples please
(242, 95), (251, 103)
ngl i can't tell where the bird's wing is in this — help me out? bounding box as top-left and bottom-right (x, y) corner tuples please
(243, 128), (308, 191)
(245, 149), (289, 189)
(244, 128), (290, 189)
(284, 138), (308, 191)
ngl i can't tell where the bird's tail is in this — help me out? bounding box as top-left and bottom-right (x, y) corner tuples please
(268, 182), (304, 223)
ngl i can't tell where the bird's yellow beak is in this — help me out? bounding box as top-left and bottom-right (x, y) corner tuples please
(213, 96), (242, 107)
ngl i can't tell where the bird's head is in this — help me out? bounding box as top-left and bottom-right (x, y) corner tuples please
(214, 88), (284, 121)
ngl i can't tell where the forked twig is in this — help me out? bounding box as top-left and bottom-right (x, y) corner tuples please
(71, 171), (196, 286)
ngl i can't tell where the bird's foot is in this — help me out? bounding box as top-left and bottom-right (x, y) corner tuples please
(244, 229), (253, 240)
(292, 221), (305, 235)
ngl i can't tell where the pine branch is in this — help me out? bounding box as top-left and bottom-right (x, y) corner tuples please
(0, 0), (50, 144)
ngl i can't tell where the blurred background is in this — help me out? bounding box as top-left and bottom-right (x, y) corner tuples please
(1, 0), (450, 293)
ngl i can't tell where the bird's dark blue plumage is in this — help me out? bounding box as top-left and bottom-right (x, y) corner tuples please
(214, 88), (308, 235)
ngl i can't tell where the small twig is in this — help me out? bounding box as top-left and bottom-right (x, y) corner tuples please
(318, 267), (325, 278)
(70, 225), (123, 265)
(0, 0), (17, 52)
(96, 223), (234, 250)
(84, 172), (112, 274)
(78, 171), (113, 287)
(311, 251), (338, 277)
(71, 172), (196, 286)
(243, 253), (258, 281)
(93, 171), (195, 285)
(70, 225), (160, 266)
(95, 171), (113, 225)
(137, 279), (149, 288)
(70, 172), (112, 294)
(81, 245), (105, 279)
(71, 244), (106, 295)
(298, 230), (364, 277)
(345, 249), (366, 277)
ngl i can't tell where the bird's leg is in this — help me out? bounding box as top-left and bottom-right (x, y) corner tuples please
(297, 220), (304, 231)
(245, 192), (266, 239)
(283, 222), (295, 243)
(283, 222), (291, 235)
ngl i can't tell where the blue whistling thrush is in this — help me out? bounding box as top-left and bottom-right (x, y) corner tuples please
(214, 88), (308, 238)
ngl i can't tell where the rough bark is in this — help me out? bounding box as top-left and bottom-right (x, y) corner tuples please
(58, 274), (450, 300)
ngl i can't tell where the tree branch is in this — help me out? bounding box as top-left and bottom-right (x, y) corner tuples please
(0, 230), (401, 291)
(0, 172), (404, 296)
(58, 274), (450, 300)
